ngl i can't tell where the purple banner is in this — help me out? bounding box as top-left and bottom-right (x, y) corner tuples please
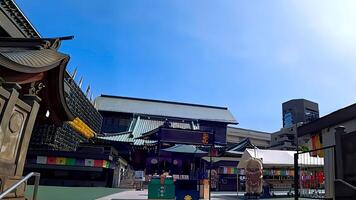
(159, 128), (214, 145)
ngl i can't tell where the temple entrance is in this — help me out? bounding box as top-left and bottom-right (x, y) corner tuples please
(0, 37), (76, 199)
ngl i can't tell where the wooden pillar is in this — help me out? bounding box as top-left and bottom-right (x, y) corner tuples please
(0, 83), (40, 199)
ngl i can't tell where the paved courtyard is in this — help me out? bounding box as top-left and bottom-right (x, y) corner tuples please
(96, 189), (297, 200)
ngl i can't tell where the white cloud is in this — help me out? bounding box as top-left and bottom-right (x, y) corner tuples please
(291, 0), (356, 56)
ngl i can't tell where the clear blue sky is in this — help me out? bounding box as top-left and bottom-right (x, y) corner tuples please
(16, 0), (356, 132)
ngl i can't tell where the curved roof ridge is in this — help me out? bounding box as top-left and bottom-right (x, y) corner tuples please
(100, 94), (229, 110)
(1, 0), (40, 38)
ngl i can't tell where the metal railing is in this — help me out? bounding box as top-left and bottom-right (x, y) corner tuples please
(0, 172), (40, 200)
(294, 145), (335, 200)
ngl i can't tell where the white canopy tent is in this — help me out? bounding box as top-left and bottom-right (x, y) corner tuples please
(237, 148), (324, 168)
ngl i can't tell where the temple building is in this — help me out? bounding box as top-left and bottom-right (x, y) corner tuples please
(0, 1), (275, 195)
(0, 0), (126, 193)
(94, 95), (237, 188)
(0, 0), (104, 198)
(95, 95), (237, 169)
(94, 95), (273, 191)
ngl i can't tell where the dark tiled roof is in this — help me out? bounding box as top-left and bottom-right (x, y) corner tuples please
(0, 49), (67, 73)
(0, 37), (73, 73)
(98, 116), (194, 145)
(95, 95), (237, 124)
(0, 0), (40, 38)
(225, 138), (255, 156)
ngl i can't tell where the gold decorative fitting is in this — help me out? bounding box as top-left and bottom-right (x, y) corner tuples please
(67, 117), (96, 139)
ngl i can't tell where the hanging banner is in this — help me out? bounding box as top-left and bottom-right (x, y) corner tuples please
(35, 156), (112, 169)
(159, 128), (214, 145)
(310, 133), (324, 157)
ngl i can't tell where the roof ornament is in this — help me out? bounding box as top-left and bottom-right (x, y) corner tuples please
(41, 39), (61, 49)
(29, 82), (45, 95)
(78, 76), (83, 88)
(85, 84), (91, 97)
(50, 38), (61, 49)
(41, 40), (52, 49)
(71, 67), (78, 80)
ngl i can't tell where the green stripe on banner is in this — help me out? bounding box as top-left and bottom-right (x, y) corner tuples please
(103, 160), (110, 168)
(66, 158), (76, 165)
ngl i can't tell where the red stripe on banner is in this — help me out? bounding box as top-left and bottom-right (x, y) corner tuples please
(94, 160), (104, 167)
(47, 157), (56, 164)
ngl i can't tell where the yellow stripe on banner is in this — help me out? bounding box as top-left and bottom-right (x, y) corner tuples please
(56, 157), (66, 165)
(67, 117), (96, 139)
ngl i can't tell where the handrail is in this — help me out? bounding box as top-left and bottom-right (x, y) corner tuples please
(0, 172), (40, 200)
(335, 178), (356, 191)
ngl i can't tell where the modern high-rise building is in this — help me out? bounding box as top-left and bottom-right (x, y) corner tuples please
(282, 99), (319, 128)
(271, 99), (319, 150)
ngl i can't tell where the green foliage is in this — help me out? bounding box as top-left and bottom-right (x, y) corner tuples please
(298, 145), (309, 152)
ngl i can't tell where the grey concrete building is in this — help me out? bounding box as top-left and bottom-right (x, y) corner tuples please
(270, 124), (298, 150)
(226, 126), (271, 149)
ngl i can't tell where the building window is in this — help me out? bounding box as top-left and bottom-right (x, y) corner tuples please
(102, 116), (132, 133)
(305, 109), (319, 123)
(283, 112), (293, 127)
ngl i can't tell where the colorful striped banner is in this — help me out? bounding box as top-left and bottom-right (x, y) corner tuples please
(35, 156), (112, 169)
(263, 169), (295, 177)
(220, 167), (238, 174)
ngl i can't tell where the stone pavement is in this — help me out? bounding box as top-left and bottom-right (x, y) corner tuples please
(96, 190), (239, 200)
(96, 189), (296, 200)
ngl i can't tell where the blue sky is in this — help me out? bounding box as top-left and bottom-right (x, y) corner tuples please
(16, 0), (356, 132)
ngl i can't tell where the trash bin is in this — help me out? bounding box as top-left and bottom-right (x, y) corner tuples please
(148, 176), (175, 199)
(175, 180), (200, 200)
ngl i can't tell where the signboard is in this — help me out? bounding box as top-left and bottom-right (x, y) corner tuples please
(134, 171), (145, 181)
(159, 128), (214, 145)
(245, 158), (263, 194)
